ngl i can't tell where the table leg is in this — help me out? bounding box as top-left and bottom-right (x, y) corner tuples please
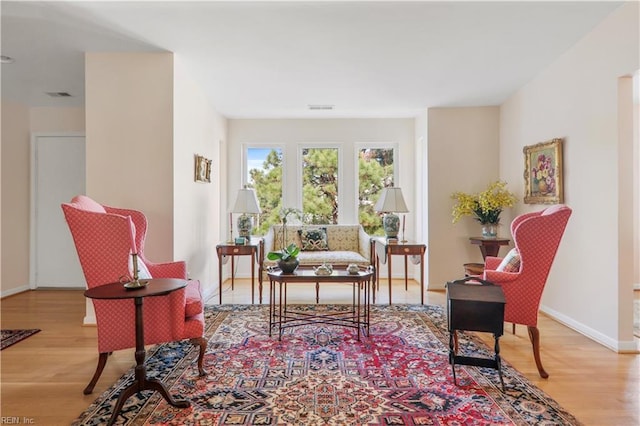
(278, 281), (284, 340)
(420, 252), (425, 305)
(107, 297), (189, 426)
(404, 255), (408, 290)
(388, 249), (393, 305)
(374, 255), (380, 304)
(231, 255), (235, 290)
(251, 250), (255, 305)
(218, 251), (223, 305)
(494, 334), (505, 391)
(356, 281), (361, 341)
(268, 279), (274, 337)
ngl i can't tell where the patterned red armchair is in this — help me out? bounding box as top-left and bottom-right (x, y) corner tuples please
(483, 205), (572, 378)
(61, 195), (207, 394)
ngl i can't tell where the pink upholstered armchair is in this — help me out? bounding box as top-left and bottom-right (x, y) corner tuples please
(61, 195), (207, 394)
(483, 204), (572, 378)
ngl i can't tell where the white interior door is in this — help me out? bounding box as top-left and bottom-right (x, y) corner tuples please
(32, 134), (86, 288)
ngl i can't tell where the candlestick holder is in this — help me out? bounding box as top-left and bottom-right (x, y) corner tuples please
(124, 253), (148, 289)
(400, 214), (408, 243)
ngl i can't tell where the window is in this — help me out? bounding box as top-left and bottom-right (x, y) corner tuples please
(358, 147), (395, 235)
(246, 147), (283, 235)
(301, 147), (339, 224)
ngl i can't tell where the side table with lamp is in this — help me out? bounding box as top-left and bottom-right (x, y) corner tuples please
(373, 187), (426, 304)
(219, 186), (263, 304)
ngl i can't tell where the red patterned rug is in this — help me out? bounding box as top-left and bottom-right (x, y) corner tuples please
(74, 305), (581, 425)
(0, 329), (41, 350)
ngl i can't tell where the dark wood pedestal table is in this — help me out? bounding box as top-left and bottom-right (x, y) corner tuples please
(464, 237), (510, 277)
(446, 278), (506, 391)
(84, 278), (190, 426)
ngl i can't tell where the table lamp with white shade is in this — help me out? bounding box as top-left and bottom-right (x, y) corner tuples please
(375, 187), (409, 240)
(232, 186), (261, 242)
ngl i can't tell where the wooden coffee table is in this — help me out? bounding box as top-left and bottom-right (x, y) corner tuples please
(267, 267), (374, 341)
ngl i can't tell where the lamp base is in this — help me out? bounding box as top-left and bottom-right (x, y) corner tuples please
(237, 214), (253, 238)
(382, 213), (400, 239)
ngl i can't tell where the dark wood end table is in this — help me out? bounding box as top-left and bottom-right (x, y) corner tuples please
(84, 278), (189, 426)
(446, 279), (506, 391)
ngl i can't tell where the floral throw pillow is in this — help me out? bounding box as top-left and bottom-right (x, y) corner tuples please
(496, 248), (521, 273)
(298, 228), (329, 251)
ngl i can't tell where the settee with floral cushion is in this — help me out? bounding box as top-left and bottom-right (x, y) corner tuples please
(261, 224), (373, 273)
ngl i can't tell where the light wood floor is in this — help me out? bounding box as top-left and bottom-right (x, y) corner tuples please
(1, 280), (638, 425)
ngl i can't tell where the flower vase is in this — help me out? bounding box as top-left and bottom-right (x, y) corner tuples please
(482, 224), (498, 239)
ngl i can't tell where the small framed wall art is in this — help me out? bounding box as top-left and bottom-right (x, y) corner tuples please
(195, 154), (212, 183)
(523, 138), (563, 204)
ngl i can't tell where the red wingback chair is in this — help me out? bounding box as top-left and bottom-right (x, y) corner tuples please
(483, 204), (572, 378)
(61, 195), (207, 394)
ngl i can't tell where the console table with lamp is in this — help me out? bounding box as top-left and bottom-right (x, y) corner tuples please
(373, 187), (427, 305)
(218, 186), (263, 304)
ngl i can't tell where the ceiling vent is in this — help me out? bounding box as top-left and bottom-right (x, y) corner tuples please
(46, 92), (72, 97)
(308, 104), (334, 111)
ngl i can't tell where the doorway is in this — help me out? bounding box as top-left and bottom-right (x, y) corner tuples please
(30, 133), (86, 288)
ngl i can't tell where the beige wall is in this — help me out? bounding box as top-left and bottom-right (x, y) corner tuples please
(500, 2), (639, 351)
(1, 102), (31, 296)
(30, 107), (85, 133)
(426, 107), (501, 289)
(1, 103), (85, 297)
(173, 57), (227, 299)
(85, 52), (174, 262)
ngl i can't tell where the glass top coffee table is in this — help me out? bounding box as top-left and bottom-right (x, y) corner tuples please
(267, 267), (374, 341)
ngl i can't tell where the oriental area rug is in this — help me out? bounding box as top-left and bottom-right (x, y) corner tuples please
(74, 305), (581, 425)
(0, 328), (40, 350)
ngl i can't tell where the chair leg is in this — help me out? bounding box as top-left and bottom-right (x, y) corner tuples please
(83, 352), (109, 394)
(191, 337), (208, 376)
(527, 326), (549, 379)
(512, 323), (516, 334)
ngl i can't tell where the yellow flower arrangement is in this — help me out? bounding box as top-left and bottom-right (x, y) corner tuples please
(451, 181), (517, 225)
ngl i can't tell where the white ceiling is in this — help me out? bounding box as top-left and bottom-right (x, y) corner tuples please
(1, 1), (623, 118)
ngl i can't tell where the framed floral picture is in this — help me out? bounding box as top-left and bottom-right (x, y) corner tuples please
(194, 154), (212, 183)
(523, 138), (563, 204)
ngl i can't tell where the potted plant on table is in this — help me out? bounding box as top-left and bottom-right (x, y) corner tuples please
(451, 181), (517, 238)
(268, 207), (303, 273)
(267, 243), (300, 273)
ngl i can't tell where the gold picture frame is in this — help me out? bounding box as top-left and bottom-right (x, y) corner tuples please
(523, 138), (563, 204)
(194, 154), (212, 183)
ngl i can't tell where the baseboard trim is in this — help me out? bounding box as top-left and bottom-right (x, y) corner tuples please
(83, 314), (96, 326)
(1, 285), (30, 299)
(540, 304), (639, 353)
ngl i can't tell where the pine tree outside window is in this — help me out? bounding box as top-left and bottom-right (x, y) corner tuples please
(357, 146), (396, 236)
(246, 147), (283, 235)
(301, 147), (339, 224)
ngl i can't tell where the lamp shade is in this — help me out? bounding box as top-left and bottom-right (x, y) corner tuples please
(232, 187), (262, 214)
(374, 187), (408, 213)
